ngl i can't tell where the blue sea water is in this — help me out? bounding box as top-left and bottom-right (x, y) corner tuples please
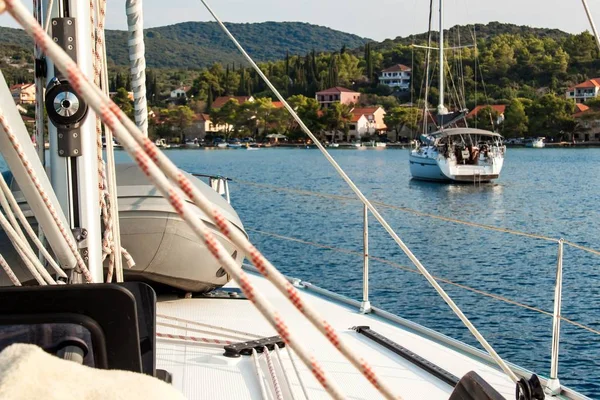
(6, 147), (598, 396)
(153, 146), (600, 398)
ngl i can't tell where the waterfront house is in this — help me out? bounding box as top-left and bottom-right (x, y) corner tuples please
(108, 90), (134, 101)
(379, 64), (411, 91)
(315, 87), (360, 108)
(566, 78), (600, 104)
(10, 83), (36, 104)
(573, 103), (600, 142)
(348, 107), (387, 140)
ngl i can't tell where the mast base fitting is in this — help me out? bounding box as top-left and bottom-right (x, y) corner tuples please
(516, 374), (544, 400)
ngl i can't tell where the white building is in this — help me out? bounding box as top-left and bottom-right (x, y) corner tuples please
(566, 78), (600, 104)
(170, 86), (191, 100)
(379, 64), (411, 91)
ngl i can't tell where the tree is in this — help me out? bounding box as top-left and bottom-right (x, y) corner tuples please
(166, 106), (195, 142)
(323, 102), (352, 141)
(384, 107), (421, 141)
(470, 106), (500, 132)
(503, 99), (528, 137)
(210, 99), (238, 139)
(112, 88), (134, 119)
(527, 94), (575, 139)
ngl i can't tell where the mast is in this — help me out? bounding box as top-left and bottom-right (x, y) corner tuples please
(44, 0), (103, 282)
(437, 0), (448, 116)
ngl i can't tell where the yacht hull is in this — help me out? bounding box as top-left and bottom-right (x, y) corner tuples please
(410, 151), (504, 183)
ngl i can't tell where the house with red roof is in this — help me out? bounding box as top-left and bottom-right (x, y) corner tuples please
(379, 64), (411, 91)
(566, 78), (600, 103)
(211, 95), (254, 109)
(344, 107), (387, 141)
(315, 87), (360, 108)
(466, 105), (506, 119)
(10, 83), (36, 104)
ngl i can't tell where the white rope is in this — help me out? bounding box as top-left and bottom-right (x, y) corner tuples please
(264, 347), (284, 400)
(285, 345), (311, 400)
(125, 0), (148, 136)
(252, 349), (270, 400)
(3, 5), (347, 397)
(156, 321), (251, 341)
(0, 207), (50, 284)
(0, 253), (21, 286)
(0, 173), (67, 278)
(274, 344), (298, 400)
(197, 0), (519, 383)
(157, 314), (262, 339)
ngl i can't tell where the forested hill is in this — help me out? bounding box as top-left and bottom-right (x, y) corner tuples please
(0, 21), (369, 68)
(376, 21), (569, 48)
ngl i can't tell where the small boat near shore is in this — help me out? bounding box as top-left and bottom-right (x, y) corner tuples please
(525, 137), (545, 148)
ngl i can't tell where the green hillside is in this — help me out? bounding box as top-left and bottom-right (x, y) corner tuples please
(0, 21), (369, 68)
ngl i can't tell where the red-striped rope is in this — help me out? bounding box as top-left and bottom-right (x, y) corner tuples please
(156, 332), (232, 345)
(0, 111), (93, 282)
(2, 3), (347, 398)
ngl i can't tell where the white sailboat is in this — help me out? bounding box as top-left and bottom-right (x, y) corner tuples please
(409, 0), (506, 183)
(0, 0), (594, 399)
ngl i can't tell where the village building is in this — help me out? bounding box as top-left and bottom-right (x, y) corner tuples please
(315, 87), (360, 108)
(379, 64), (411, 91)
(10, 83), (36, 104)
(566, 78), (600, 103)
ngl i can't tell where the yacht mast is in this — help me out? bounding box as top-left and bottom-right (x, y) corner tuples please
(43, 0), (103, 282)
(437, 0), (447, 116)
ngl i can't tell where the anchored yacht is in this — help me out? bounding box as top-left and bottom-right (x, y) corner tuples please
(410, 128), (505, 182)
(409, 0), (505, 183)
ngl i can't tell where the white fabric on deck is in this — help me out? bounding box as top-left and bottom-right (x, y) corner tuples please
(0, 344), (186, 400)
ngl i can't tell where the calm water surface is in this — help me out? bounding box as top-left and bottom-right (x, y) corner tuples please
(122, 147), (600, 396)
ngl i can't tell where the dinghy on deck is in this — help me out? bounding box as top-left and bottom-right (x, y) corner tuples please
(0, 164), (246, 292)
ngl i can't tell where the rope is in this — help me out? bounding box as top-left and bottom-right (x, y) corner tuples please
(125, 0), (148, 136)
(157, 314), (262, 338)
(264, 347), (284, 400)
(155, 332), (232, 345)
(274, 344), (298, 400)
(0, 108), (93, 282)
(0, 206), (49, 284)
(252, 349), (270, 400)
(157, 321), (251, 341)
(234, 179), (600, 256)
(0, 254), (21, 286)
(248, 228), (600, 337)
(0, 173), (67, 278)
(4, 6), (346, 398)
(285, 345), (311, 400)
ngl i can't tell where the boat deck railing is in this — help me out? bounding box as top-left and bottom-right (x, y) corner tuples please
(230, 178), (600, 395)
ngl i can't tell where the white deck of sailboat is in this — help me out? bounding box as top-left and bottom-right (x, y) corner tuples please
(156, 269), (526, 400)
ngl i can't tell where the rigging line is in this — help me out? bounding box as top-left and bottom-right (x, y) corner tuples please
(284, 345), (311, 400)
(274, 344), (298, 400)
(157, 314), (263, 338)
(155, 332), (232, 345)
(0, 173), (67, 278)
(246, 229), (600, 337)
(252, 348), (271, 400)
(0, 254), (21, 286)
(156, 321), (256, 341)
(233, 179), (596, 248)
(581, 0), (600, 53)
(423, 0), (434, 135)
(264, 347), (284, 400)
(5, 5), (348, 398)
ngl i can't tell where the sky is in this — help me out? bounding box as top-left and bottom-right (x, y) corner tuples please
(0, 0), (599, 41)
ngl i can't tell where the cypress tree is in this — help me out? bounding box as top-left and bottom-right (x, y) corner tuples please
(206, 88), (213, 111)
